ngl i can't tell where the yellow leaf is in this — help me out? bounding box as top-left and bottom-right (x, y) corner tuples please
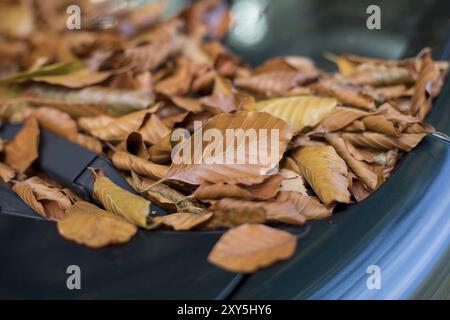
(253, 95), (338, 131)
(93, 175), (152, 228)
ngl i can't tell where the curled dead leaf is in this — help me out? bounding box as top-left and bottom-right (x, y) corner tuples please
(112, 151), (169, 180)
(293, 145), (351, 205)
(342, 132), (426, 152)
(93, 173), (152, 228)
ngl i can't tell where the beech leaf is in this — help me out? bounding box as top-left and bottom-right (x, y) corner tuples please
(208, 224), (297, 273)
(58, 202), (137, 248)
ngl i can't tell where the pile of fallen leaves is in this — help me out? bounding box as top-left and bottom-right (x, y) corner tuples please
(0, 0), (448, 273)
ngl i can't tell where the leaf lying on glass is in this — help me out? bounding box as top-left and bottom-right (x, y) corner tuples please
(207, 224), (297, 273)
(58, 201), (137, 248)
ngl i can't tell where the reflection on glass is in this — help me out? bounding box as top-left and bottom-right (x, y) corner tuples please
(229, 0), (268, 47)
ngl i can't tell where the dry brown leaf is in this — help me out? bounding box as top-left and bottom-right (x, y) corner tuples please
(252, 95), (338, 132)
(12, 176), (73, 220)
(342, 132), (426, 152)
(31, 68), (111, 88)
(326, 134), (378, 190)
(112, 151), (169, 180)
(348, 66), (414, 86)
(193, 174), (283, 201)
(93, 173), (152, 228)
(411, 49), (438, 120)
(58, 202), (137, 248)
(235, 71), (317, 97)
(155, 57), (193, 96)
(349, 178), (371, 202)
(167, 111), (293, 185)
(4, 117), (39, 172)
(127, 172), (204, 214)
(312, 79), (375, 111)
(317, 106), (369, 132)
(207, 198), (305, 227)
(0, 163), (15, 182)
(200, 77), (254, 114)
(24, 85), (154, 118)
(89, 110), (149, 141)
(293, 145), (351, 205)
(151, 212), (213, 231)
(139, 113), (171, 145)
(276, 191), (334, 221)
(362, 115), (400, 136)
(33, 107), (102, 153)
(207, 223), (297, 273)
(78, 115), (114, 132)
(169, 96), (204, 113)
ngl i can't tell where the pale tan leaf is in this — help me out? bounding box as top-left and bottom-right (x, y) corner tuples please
(253, 95), (338, 131)
(279, 169), (307, 195)
(208, 224), (297, 273)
